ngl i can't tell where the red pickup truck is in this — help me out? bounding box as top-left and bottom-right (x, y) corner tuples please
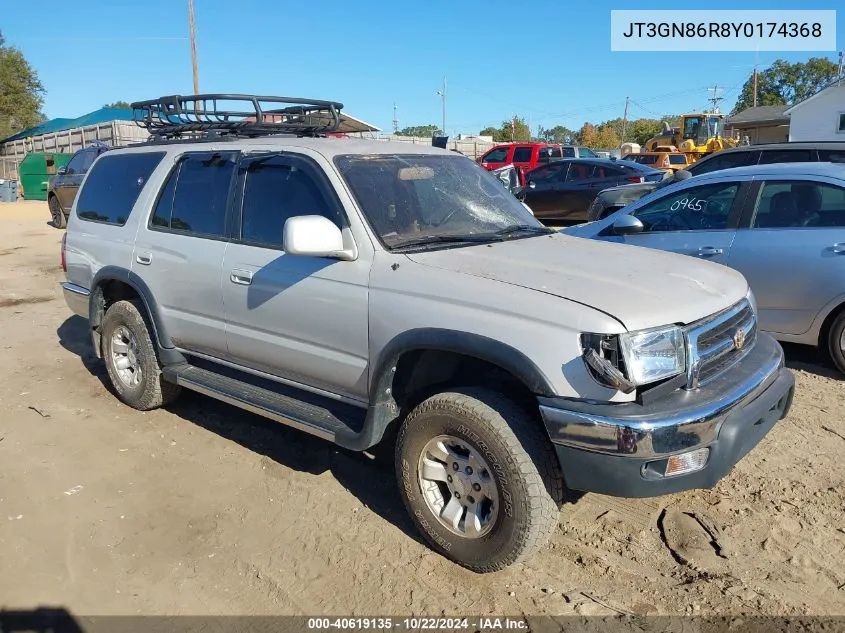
(479, 143), (563, 184)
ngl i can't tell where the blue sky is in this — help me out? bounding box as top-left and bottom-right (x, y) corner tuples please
(2, 0), (842, 135)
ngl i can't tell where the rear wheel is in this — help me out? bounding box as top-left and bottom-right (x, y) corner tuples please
(395, 388), (563, 572)
(48, 196), (66, 229)
(101, 299), (181, 410)
(827, 310), (845, 374)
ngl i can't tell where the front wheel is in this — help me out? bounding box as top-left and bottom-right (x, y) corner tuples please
(395, 388), (564, 572)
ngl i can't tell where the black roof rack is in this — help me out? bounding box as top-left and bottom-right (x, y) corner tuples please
(130, 94), (345, 140)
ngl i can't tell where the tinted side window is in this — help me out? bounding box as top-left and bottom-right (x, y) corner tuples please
(591, 165), (624, 178)
(562, 147), (576, 158)
(818, 149), (845, 163)
(528, 163), (567, 182)
(512, 147), (533, 162)
(580, 148), (598, 158)
(565, 162), (591, 181)
(64, 151), (88, 175)
(669, 154), (689, 165)
(482, 147), (509, 163)
(757, 149), (813, 164)
(76, 152), (165, 226)
(549, 147), (562, 158)
(79, 149), (99, 173)
(752, 181), (845, 228)
(633, 182), (741, 232)
(151, 152), (235, 236)
(688, 151), (755, 176)
(240, 160), (338, 247)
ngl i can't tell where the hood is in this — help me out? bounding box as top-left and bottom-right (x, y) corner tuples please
(406, 233), (747, 332)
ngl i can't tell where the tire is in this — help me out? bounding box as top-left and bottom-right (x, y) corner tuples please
(395, 388), (564, 572)
(101, 299), (181, 410)
(827, 310), (845, 374)
(49, 196), (66, 229)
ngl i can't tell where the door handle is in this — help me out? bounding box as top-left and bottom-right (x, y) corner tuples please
(697, 246), (723, 257)
(136, 253), (152, 265)
(230, 269), (253, 286)
(831, 243), (845, 254)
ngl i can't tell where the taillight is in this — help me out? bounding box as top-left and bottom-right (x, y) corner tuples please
(626, 176), (645, 183)
(61, 233), (67, 273)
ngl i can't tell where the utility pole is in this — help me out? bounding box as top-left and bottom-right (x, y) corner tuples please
(436, 77), (447, 136)
(752, 66), (758, 107)
(621, 96), (629, 142)
(392, 103), (399, 134)
(707, 85), (724, 113)
(188, 0), (199, 95)
(838, 51), (844, 85)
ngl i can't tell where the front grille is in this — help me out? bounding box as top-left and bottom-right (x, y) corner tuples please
(684, 299), (757, 389)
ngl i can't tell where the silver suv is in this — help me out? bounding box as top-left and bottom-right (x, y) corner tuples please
(60, 95), (795, 572)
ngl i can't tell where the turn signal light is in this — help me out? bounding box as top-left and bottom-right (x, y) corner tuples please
(664, 448), (709, 477)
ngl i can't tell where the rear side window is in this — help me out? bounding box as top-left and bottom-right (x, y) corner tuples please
(150, 152), (236, 237)
(818, 149), (845, 163)
(512, 146), (533, 162)
(76, 152), (165, 225)
(482, 147), (509, 163)
(579, 148), (598, 158)
(687, 151), (756, 176)
(562, 147), (576, 158)
(549, 147), (562, 158)
(757, 149), (813, 164)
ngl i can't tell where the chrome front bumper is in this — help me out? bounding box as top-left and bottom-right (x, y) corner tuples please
(62, 282), (90, 318)
(538, 333), (795, 497)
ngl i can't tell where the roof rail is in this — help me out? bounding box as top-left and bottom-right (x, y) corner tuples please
(130, 94), (345, 139)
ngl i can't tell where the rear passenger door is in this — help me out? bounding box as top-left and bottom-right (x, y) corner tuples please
(727, 178), (845, 336)
(131, 151), (236, 358)
(221, 153), (370, 401)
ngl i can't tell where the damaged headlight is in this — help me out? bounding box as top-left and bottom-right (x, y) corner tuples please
(582, 324), (686, 393)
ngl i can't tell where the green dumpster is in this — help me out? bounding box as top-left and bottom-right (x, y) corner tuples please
(19, 152), (72, 201)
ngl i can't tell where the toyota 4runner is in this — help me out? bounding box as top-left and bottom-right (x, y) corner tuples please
(60, 95), (795, 572)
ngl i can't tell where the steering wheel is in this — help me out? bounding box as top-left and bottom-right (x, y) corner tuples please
(651, 212), (693, 231)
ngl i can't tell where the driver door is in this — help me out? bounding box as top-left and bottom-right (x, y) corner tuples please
(609, 179), (751, 266)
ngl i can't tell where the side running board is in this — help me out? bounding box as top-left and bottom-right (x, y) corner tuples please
(162, 363), (366, 444)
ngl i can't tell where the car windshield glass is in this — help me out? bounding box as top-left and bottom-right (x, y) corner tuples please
(335, 154), (547, 249)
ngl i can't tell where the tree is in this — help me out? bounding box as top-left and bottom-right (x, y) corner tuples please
(732, 57), (840, 113)
(626, 118), (664, 146)
(0, 32), (45, 138)
(479, 117), (531, 142)
(396, 124), (440, 137)
(537, 124), (578, 144)
(103, 101), (132, 109)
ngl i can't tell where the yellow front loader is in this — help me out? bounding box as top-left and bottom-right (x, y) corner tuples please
(644, 113), (739, 164)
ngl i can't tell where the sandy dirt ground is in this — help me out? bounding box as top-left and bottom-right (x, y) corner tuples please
(0, 200), (843, 617)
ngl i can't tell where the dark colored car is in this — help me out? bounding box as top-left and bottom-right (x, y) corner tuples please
(520, 158), (664, 222)
(47, 141), (110, 228)
(588, 141), (845, 221)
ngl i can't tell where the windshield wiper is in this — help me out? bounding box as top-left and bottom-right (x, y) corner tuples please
(489, 224), (555, 237)
(390, 234), (500, 250)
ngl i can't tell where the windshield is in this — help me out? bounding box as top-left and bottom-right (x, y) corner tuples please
(335, 154), (545, 249)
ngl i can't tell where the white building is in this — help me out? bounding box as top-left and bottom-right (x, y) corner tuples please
(785, 79), (845, 142)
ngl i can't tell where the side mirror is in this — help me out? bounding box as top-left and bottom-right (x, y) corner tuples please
(283, 215), (347, 258)
(612, 215), (644, 235)
(57, 167), (67, 175)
